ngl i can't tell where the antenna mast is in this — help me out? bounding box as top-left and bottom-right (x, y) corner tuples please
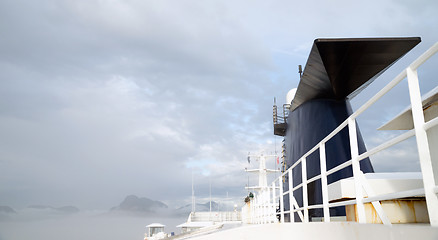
(192, 171), (195, 213)
(298, 65), (303, 78)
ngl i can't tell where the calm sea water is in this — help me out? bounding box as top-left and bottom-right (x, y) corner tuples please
(0, 212), (187, 240)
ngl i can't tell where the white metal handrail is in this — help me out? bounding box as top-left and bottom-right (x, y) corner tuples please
(243, 41), (438, 226)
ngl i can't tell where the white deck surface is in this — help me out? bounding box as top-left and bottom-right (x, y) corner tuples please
(189, 222), (438, 240)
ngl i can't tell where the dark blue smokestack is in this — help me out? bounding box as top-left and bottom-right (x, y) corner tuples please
(277, 37), (421, 221)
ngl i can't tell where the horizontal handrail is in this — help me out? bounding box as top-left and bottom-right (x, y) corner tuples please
(307, 175), (321, 184)
(357, 129), (416, 161)
(292, 183), (303, 192)
(363, 188), (425, 203)
(326, 160), (352, 176)
(328, 200), (357, 208)
(290, 158), (302, 171)
(424, 116), (438, 131)
(409, 42), (438, 70)
(352, 69), (407, 120)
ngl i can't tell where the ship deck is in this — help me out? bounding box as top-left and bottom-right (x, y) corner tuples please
(190, 222), (438, 240)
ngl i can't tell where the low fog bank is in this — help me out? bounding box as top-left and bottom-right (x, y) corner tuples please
(0, 210), (187, 240)
(0, 195), (231, 240)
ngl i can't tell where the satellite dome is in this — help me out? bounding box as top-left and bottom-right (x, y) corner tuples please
(286, 88), (297, 105)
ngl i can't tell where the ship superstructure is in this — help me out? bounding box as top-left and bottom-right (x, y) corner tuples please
(146, 38), (438, 239)
(273, 38), (422, 221)
(195, 38), (438, 239)
(261, 38), (438, 228)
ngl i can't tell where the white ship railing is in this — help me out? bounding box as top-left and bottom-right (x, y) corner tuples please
(243, 41), (438, 226)
(190, 211), (241, 222)
(242, 188), (278, 224)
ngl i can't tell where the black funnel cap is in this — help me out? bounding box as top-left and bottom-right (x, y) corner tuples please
(291, 37), (421, 111)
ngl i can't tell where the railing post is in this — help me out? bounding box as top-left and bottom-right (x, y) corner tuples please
(255, 196), (258, 224)
(266, 188), (269, 223)
(258, 195), (261, 224)
(407, 67), (438, 226)
(319, 143), (330, 222)
(254, 196), (258, 224)
(262, 190), (266, 224)
(279, 176), (285, 223)
(259, 195), (262, 224)
(301, 157), (309, 222)
(288, 168), (294, 223)
(348, 118), (367, 223)
(251, 197), (254, 224)
(272, 182), (276, 223)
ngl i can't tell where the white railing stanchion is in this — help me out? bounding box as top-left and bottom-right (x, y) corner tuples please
(252, 197), (255, 223)
(266, 189), (270, 223)
(319, 143), (330, 222)
(262, 189), (266, 224)
(279, 176), (285, 223)
(257, 196), (260, 224)
(256, 196), (259, 224)
(348, 118), (367, 223)
(407, 67), (438, 226)
(272, 182), (276, 223)
(302, 157), (309, 222)
(255, 197), (258, 223)
(253, 197), (256, 224)
(265, 189), (268, 224)
(288, 168), (294, 223)
(258, 196), (261, 224)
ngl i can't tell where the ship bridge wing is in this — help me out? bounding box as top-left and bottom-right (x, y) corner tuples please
(291, 37), (421, 111)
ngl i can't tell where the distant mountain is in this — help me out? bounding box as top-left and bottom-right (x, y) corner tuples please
(110, 195), (168, 214)
(1, 205), (79, 221)
(177, 201), (219, 211)
(55, 206), (80, 213)
(27, 205), (80, 214)
(174, 201), (218, 216)
(27, 205), (52, 210)
(198, 201), (219, 211)
(0, 206), (16, 214)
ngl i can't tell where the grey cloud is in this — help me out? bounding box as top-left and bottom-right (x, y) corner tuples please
(1, 0), (437, 217)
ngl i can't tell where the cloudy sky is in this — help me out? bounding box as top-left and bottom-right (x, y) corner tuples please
(1, 0), (438, 211)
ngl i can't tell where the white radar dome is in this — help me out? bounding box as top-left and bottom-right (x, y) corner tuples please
(286, 88), (297, 105)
